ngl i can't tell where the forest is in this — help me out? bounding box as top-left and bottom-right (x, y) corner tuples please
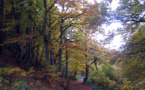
(0, 0), (145, 90)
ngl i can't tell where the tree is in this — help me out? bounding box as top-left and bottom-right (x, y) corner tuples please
(116, 0), (145, 22)
(0, 0), (4, 54)
(122, 25), (145, 80)
(56, 0), (88, 74)
(42, 0), (58, 67)
(0, 0), (111, 82)
(115, 0), (145, 33)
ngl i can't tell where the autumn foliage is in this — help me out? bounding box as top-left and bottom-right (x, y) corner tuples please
(0, 0), (145, 89)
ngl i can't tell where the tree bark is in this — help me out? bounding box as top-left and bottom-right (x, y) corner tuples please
(50, 50), (54, 65)
(59, 18), (64, 74)
(24, 0), (34, 70)
(48, 12), (54, 65)
(65, 48), (68, 78)
(63, 40), (69, 78)
(0, 1), (4, 54)
(65, 39), (69, 78)
(94, 56), (98, 71)
(84, 65), (89, 83)
(42, 0), (49, 65)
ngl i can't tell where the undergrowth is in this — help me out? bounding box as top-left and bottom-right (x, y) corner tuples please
(0, 65), (64, 89)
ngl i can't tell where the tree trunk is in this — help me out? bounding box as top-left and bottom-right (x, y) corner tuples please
(43, 0), (49, 65)
(48, 12), (54, 65)
(73, 70), (77, 79)
(65, 39), (69, 78)
(24, 42), (33, 70)
(11, 0), (23, 66)
(65, 49), (68, 78)
(59, 47), (62, 73)
(50, 50), (54, 65)
(63, 45), (68, 78)
(24, 1), (34, 70)
(0, 1), (4, 54)
(59, 21), (63, 74)
(84, 65), (89, 83)
(16, 44), (24, 67)
(35, 45), (39, 66)
(94, 56), (98, 71)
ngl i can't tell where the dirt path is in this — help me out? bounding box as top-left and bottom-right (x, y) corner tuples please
(68, 77), (93, 90)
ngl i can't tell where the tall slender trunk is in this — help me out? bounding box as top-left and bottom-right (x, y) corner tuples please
(65, 49), (68, 78)
(63, 43), (69, 78)
(84, 44), (89, 83)
(59, 45), (62, 73)
(0, 1), (4, 54)
(24, 0), (34, 69)
(64, 39), (69, 78)
(50, 50), (54, 65)
(11, 0), (24, 66)
(11, 0), (21, 34)
(35, 45), (39, 66)
(48, 13), (54, 65)
(59, 20), (63, 73)
(43, 0), (49, 65)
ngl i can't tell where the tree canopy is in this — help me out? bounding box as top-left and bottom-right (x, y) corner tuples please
(0, 0), (145, 89)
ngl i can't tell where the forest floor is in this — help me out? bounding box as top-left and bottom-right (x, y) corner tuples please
(68, 77), (93, 90)
(0, 49), (93, 90)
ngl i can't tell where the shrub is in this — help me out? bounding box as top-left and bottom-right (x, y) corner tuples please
(101, 64), (115, 79)
(89, 64), (117, 89)
(120, 85), (133, 90)
(11, 80), (27, 89)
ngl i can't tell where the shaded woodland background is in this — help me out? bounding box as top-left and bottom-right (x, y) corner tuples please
(0, 0), (145, 89)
